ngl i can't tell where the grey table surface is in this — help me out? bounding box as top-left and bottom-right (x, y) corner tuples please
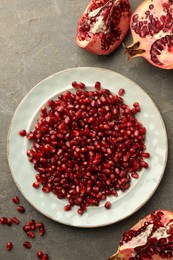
(0, 0), (173, 260)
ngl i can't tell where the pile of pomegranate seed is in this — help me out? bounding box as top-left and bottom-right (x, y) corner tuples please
(0, 196), (49, 259)
(20, 81), (150, 215)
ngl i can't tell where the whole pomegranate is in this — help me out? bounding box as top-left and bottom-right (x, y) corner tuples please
(75, 0), (131, 55)
(109, 210), (173, 260)
(125, 0), (173, 69)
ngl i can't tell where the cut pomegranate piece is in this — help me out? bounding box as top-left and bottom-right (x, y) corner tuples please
(125, 0), (173, 69)
(109, 210), (173, 259)
(76, 0), (131, 55)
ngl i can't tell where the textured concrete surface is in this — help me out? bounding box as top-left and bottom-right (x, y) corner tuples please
(0, 0), (173, 259)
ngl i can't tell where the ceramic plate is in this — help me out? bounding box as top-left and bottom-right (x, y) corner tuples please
(7, 67), (168, 228)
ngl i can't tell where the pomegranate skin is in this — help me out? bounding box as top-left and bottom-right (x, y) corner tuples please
(125, 0), (173, 69)
(109, 210), (173, 260)
(75, 0), (131, 55)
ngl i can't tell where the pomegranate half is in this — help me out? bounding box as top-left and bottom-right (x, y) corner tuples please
(125, 0), (173, 69)
(109, 210), (173, 260)
(75, 0), (131, 55)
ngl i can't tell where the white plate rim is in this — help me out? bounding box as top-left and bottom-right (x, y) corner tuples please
(7, 67), (168, 228)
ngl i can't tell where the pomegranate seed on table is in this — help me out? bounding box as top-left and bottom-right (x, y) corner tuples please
(37, 250), (44, 258)
(16, 205), (25, 213)
(23, 224), (31, 232)
(27, 231), (35, 238)
(39, 227), (45, 236)
(20, 82), (150, 215)
(0, 217), (8, 224)
(12, 217), (20, 224)
(36, 222), (44, 229)
(7, 218), (13, 226)
(12, 196), (20, 204)
(42, 254), (49, 260)
(23, 241), (32, 249)
(6, 241), (13, 250)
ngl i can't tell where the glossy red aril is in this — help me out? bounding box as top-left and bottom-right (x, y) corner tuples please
(12, 196), (20, 204)
(109, 210), (173, 260)
(76, 0), (131, 55)
(6, 242), (13, 250)
(16, 206), (25, 213)
(23, 241), (32, 249)
(125, 0), (173, 69)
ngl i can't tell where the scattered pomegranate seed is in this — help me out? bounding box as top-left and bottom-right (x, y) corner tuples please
(72, 81), (79, 89)
(12, 196), (20, 204)
(6, 242), (13, 251)
(94, 81), (101, 90)
(64, 205), (72, 211)
(42, 254), (49, 260)
(18, 129), (27, 136)
(16, 206), (25, 213)
(0, 217), (7, 224)
(33, 181), (40, 188)
(104, 201), (111, 209)
(12, 217), (20, 225)
(23, 225), (31, 232)
(37, 250), (44, 258)
(21, 82), (150, 215)
(78, 82), (85, 89)
(27, 231), (35, 238)
(7, 218), (13, 226)
(36, 222), (44, 229)
(28, 219), (36, 226)
(118, 88), (125, 96)
(23, 241), (32, 249)
(39, 228), (45, 236)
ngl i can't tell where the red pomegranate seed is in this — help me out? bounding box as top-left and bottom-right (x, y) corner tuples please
(33, 181), (40, 188)
(7, 218), (13, 226)
(36, 222), (44, 229)
(16, 206), (25, 213)
(78, 82), (85, 89)
(64, 205), (72, 211)
(12, 196), (20, 204)
(28, 219), (36, 226)
(0, 217), (7, 224)
(6, 242), (13, 250)
(118, 88), (125, 96)
(23, 225), (31, 232)
(94, 81), (101, 90)
(21, 82), (150, 214)
(39, 228), (45, 236)
(23, 241), (32, 249)
(42, 254), (49, 260)
(72, 81), (79, 89)
(37, 250), (44, 258)
(131, 172), (139, 179)
(12, 217), (20, 225)
(104, 201), (111, 209)
(19, 129), (27, 136)
(27, 231), (35, 238)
